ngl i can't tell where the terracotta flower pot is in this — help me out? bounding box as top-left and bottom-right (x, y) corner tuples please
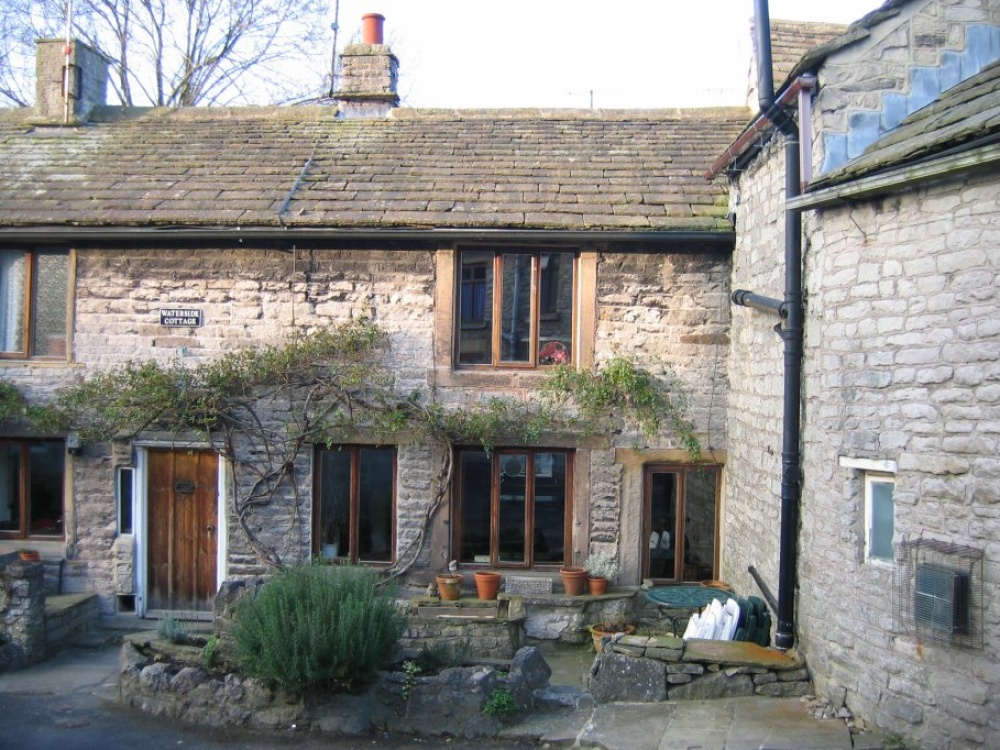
(559, 566), (587, 596)
(474, 571), (501, 600)
(587, 623), (636, 652)
(588, 575), (608, 595)
(435, 573), (463, 601)
(18, 550), (41, 562)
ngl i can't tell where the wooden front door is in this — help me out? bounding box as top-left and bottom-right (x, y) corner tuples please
(147, 449), (218, 612)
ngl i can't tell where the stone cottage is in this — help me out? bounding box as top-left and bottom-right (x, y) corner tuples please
(714, 0), (999, 746)
(0, 20), (746, 619)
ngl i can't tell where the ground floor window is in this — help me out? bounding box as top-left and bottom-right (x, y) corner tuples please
(0, 439), (65, 539)
(865, 472), (895, 563)
(643, 464), (720, 583)
(454, 448), (572, 568)
(314, 446), (395, 564)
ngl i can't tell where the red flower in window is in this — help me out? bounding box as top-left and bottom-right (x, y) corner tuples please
(539, 341), (568, 364)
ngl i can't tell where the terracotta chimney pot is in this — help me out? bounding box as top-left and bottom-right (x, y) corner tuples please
(362, 13), (385, 44)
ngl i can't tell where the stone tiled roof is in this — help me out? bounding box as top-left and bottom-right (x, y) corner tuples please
(0, 106), (747, 233)
(770, 19), (850, 86)
(811, 58), (1000, 187)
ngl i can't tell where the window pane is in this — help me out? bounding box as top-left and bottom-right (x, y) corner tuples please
(538, 253), (573, 365)
(31, 251), (68, 357)
(28, 442), (64, 536)
(118, 467), (134, 535)
(499, 253), (532, 363)
(532, 453), (566, 564)
(459, 451), (492, 563)
(498, 453), (527, 563)
(457, 251), (494, 365)
(649, 472), (678, 579)
(0, 252), (26, 354)
(684, 470), (718, 581)
(358, 448), (394, 563)
(0, 444), (22, 532)
(870, 480), (894, 561)
(319, 451), (351, 558)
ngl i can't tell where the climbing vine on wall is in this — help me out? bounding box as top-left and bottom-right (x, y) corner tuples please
(12, 318), (700, 573)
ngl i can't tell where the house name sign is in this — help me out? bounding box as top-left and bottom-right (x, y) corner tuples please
(159, 308), (203, 327)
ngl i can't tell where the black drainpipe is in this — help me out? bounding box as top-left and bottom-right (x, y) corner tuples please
(731, 0), (804, 651)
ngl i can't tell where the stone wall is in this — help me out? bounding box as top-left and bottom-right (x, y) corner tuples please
(815, 0), (1000, 173)
(587, 635), (811, 704)
(795, 170), (1000, 749)
(723, 139), (788, 603)
(0, 555), (46, 670)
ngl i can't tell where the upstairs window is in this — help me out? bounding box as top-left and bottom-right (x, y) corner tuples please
(456, 250), (575, 367)
(0, 440), (65, 539)
(0, 249), (69, 359)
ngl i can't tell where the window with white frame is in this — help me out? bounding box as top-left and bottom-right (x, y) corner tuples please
(865, 473), (895, 563)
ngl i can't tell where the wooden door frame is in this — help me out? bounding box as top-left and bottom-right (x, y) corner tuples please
(133, 444), (228, 618)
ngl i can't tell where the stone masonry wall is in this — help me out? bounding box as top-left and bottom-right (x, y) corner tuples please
(815, 0), (1000, 173)
(723, 139), (788, 603)
(797, 170), (1000, 749)
(6, 241), (733, 608)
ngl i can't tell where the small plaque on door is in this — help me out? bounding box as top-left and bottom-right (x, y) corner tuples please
(174, 480), (196, 494)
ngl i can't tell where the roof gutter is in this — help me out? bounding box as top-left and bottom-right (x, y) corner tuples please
(705, 74), (817, 181)
(0, 226), (736, 246)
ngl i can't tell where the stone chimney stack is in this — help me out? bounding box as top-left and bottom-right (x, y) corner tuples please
(334, 13), (400, 118)
(35, 39), (109, 124)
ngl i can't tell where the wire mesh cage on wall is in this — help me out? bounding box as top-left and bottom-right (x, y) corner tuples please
(893, 538), (984, 650)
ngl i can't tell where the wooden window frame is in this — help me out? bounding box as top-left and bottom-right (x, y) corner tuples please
(452, 447), (573, 570)
(0, 248), (70, 361)
(642, 464), (721, 584)
(0, 439), (66, 540)
(454, 248), (577, 369)
(313, 445), (397, 565)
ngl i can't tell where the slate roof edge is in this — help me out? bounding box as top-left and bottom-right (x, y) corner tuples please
(0, 226), (736, 246)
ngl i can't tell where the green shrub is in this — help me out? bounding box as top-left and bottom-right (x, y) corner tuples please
(230, 563), (405, 693)
(156, 614), (191, 644)
(481, 686), (518, 719)
(202, 634), (219, 670)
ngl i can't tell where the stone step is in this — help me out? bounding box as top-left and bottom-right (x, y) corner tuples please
(43, 592), (101, 655)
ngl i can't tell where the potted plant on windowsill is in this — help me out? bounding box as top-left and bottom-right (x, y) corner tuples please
(320, 519), (340, 560)
(584, 549), (618, 595)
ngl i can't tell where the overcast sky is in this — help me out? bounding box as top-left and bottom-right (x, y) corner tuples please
(328, 0), (885, 109)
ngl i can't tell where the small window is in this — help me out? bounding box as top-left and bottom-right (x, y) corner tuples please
(0, 249), (69, 359)
(314, 446), (396, 564)
(117, 467), (134, 535)
(454, 448), (572, 568)
(0, 439), (65, 539)
(865, 473), (895, 563)
(455, 249), (575, 368)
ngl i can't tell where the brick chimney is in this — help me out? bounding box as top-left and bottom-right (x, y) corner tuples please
(35, 39), (109, 124)
(334, 13), (399, 117)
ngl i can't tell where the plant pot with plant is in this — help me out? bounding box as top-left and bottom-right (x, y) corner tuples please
(435, 572), (463, 601)
(474, 570), (501, 600)
(584, 549), (618, 595)
(587, 614), (635, 652)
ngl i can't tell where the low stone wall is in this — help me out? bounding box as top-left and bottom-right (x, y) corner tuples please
(588, 634), (811, 704)
(0, 554), (46, 672)
(400, 596), (525, 660)
(119, 639), (553, 738)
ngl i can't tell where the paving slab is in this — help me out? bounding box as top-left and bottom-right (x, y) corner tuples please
(579, 702), (677, 750)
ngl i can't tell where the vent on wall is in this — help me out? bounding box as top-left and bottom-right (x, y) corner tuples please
(894, 539), (983, 649)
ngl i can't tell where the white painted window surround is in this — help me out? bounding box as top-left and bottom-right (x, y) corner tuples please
(840, 456), (896, 565)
